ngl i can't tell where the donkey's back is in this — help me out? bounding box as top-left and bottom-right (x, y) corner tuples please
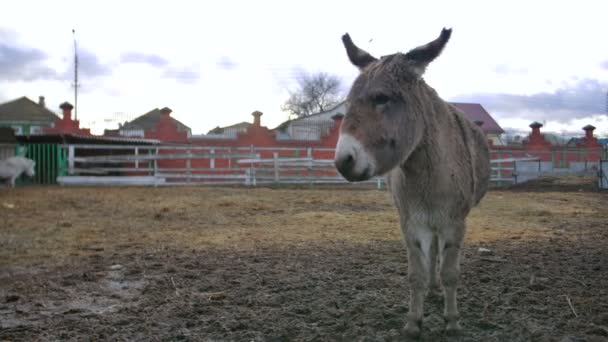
(445, 102), (491, 208)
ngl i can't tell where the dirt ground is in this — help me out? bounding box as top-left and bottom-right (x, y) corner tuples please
(1, 176), (607, 341)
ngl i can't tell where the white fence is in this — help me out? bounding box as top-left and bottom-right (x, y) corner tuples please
(56, 144), (385, 187)
(55, 144), (589, 187)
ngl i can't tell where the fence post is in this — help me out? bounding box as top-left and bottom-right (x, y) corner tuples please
(273, 152), (279, 183)
(210, 149), (215, 169)
(497, 150), (502, 187)
(307, 147), (313, 170)
(68, 145), (75, 175)
(187, 149), (192, 183)
(134, 147), (139, 169)
(153, 147), (159, 187)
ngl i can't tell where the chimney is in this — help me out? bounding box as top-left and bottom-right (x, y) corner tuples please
(160, 107), (172, 117)
(59, 102), (74, 121)
(583, 124), (596, 140)
(331, 113), (344, 127)
(529, 121), (543, 137)
(38, 96), (46, 107)
(252, 111), (263, 127)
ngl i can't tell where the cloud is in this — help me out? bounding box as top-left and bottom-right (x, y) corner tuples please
(493, 63), (528, 75)
(120, 52), (168, 67)
(0, 27), (17, 42)
(162, 67), (200, 83)
(452, 78), (608, 123)
(216, 56), (238, 70)
(601, 60), (608, 70)
(0, 44), (59, 81)
(0, 41), (113, 82)
(75, 49), (113, 78)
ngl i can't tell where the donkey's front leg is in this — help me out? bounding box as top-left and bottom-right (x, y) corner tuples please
(404, 227), (433, 337)
(439, 224), (465, 334)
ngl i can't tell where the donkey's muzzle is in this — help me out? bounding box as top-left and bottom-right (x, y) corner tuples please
(334, 154), (371, 182)
(334, 133), (375, 182)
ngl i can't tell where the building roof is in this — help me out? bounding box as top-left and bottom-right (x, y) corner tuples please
(450, 102), (505, 134)
(273, 100), (505, 135)
(0, 96), (59, 123)
(121, 108), (191, 133)
(567, 137), (608, 147)
(16, 133), (160, 145)
(207, 121), (251, 135)
(273, 101), (347, 131)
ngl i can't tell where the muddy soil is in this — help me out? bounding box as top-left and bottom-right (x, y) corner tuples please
(1, 179), (607, 341)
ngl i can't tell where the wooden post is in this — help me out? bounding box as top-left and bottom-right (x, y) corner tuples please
(186, 149), (192, 183)
(210, 149), (215, 169)
(134, 147), (139, 169)
(273, 152), (279, 183)
(153, 147), (159, 187)
(307, 147), (313, 170)
(68, 145), (75, 175)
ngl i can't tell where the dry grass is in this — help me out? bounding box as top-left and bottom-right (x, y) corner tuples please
(1, 184), (607, 268)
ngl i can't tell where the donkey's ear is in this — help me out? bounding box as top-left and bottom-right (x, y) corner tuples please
(342, 33), (378, 70)
(405, 27), (452, 77)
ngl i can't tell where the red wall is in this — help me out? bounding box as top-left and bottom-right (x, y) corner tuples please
(43, 102), (91, 135)
(147, 115), (343, 178)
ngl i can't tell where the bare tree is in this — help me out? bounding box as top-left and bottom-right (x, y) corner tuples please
(282, 72), (344, 118)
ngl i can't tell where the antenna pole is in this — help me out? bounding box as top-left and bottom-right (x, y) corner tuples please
(72, 29), (79, 121)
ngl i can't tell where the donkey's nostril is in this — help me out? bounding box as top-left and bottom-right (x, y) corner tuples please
(344, 154), (354, 167)
(335, 153), (356, 174)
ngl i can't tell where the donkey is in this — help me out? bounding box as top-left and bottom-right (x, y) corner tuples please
(0, 156), (36, 188)
(334, 28), (490, 336)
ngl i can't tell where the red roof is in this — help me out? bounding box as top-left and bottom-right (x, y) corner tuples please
(450, 102), (505, 134)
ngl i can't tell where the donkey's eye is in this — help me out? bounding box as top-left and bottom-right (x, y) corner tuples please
(372, 94), (390, 106)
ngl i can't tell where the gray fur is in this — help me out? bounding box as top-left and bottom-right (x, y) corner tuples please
(0, 156), (36, 188)
(335, 28), (490, 336)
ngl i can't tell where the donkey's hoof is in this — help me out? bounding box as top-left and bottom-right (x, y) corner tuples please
(445, 321), (462, 335)
(404, 321), (421, 338)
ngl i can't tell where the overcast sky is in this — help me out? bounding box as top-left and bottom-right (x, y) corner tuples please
(1, 0), (607, 135)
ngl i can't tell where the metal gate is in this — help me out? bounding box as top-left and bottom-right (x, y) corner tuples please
(15, 143), (67, 185)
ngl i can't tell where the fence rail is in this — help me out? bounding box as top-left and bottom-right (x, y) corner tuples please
(42, 144), (606, 187)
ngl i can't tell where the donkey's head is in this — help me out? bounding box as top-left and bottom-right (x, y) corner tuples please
(334, 28), (452, 181)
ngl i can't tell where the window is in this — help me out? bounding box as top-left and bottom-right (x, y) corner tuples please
(11, 126), (23, 134)
(30, 126), (42, 134)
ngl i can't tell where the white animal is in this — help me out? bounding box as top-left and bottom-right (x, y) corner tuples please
(0, 156), (36, 188)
